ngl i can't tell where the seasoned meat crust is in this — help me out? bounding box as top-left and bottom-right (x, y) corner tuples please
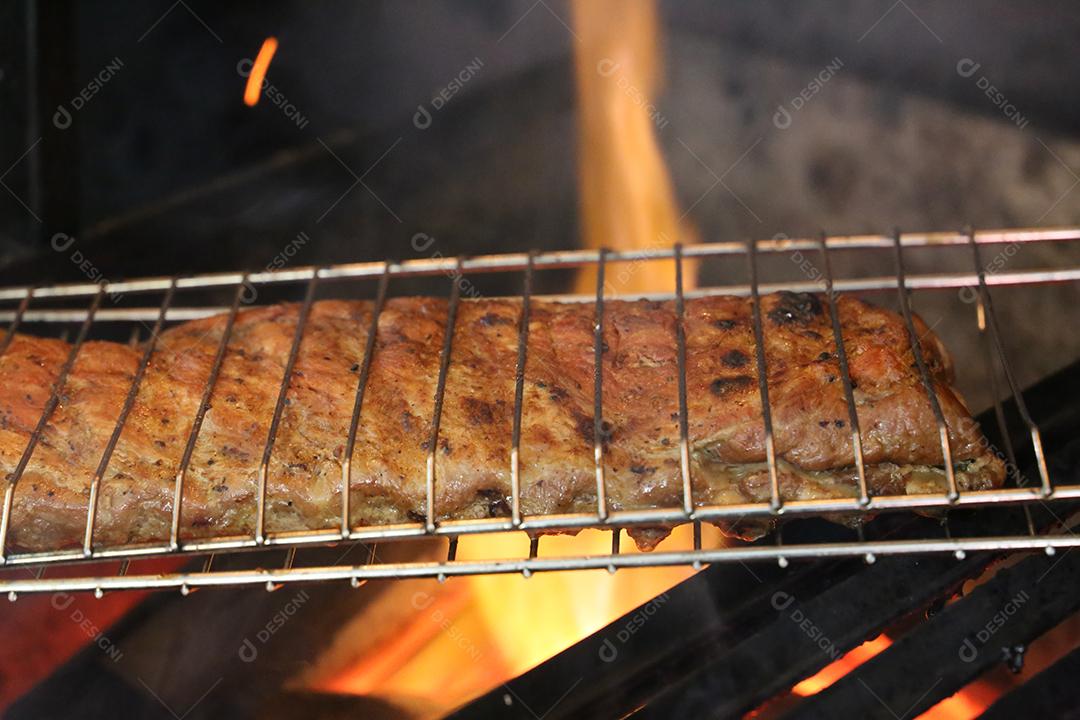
(0, 292), (1003, 552)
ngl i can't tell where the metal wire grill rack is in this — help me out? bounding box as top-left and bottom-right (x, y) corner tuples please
(1, 226), (1079, 596)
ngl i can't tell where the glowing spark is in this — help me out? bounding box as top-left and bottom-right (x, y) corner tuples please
(244, 37), (278, 107)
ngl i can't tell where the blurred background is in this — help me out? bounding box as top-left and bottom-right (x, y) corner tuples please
(2, 2), (1080, 717)
(2, 0), (1080, 404)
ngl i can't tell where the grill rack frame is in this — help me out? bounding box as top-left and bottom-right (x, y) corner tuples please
(0, 225), (1078, 596)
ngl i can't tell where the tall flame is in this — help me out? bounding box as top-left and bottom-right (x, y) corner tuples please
(571, 0), (690, 295)
(313, 2), (705, 712)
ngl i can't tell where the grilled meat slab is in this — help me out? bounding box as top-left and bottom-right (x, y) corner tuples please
(0, 292), (1003, 552)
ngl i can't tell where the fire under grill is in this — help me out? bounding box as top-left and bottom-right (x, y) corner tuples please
(0, 226), (1079, 597)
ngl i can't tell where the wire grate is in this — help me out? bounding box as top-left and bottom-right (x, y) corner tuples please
(0, 226), (1078, 596)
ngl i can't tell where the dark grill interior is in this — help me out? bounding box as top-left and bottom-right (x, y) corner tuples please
(3, 0), (1080, 717)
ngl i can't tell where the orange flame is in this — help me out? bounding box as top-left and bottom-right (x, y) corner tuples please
(310, 2), (706, 712)
(312, 527), (717, 711)
(244, 37), (278, 107)
(571, 0), (691, 295)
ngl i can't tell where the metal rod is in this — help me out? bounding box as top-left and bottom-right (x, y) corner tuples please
(0, 290), (32, 356)
(892, 229), (959, 502)
(674, 244), (695, 516)
(608, 528), (621, 573)
(524, 535), (540, 578)
(969, 254), (1035, 537)
(7, 482), (1080, 569)
(1, 227), (1076, 302)
(6, 533), (1080, 595)
(776, 522), (789, 568)
(966, 228), (1053, 497)
(83, 280), (177, 556)
(0, 286), (106, 563)
(170, 279), (248, 550)
(255, 272), (320, 544)
(817, 232), (870, 506)
(5, 264), (1080, 324)
(426, 258), (464, 533)
(746, 238), (783, 512)
(341, 263), (391, 537)
(510, 251), (535, 527)
(593, 249), (609, 521)
(858, 523), (876, 564)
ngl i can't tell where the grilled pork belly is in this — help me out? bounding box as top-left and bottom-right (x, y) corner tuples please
(0, 292), (1003, 552)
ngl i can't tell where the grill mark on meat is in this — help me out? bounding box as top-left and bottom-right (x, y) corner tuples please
(768, 291), (823, 325)
(547, 385), (569, 402)
(721, 349), (750, 368)
(710, 375), (755, 396)
(463, 397), (496, 426)
(478, 313), (513, 327)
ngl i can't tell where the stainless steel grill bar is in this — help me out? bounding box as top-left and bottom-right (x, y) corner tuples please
(0, 286), (106, 563)
(893, 230), (959, 502)
(693, 520), (702, 570)
(509, 251), (535, 527)
(0, 289), (32, 563)
(83, 279), (177, 556)
(5, 534), (1080, 596)
(674, 244), (695, 517)
(441, 537), (458, 583)
(524, 536), (539, 578)
(974, 290), (1037, 537)
(170, 278), (248, 550)
(966, 229), (1054, 498)
(4, 483), (1080, 569)
(857, 524), (875, 564)
(975, 298), (1021, 482)
(818, 232), (870, 506)
(255, 272), (320, 544)
(0, 290), (31, 356)
(0, 226), (1076, 589)
(593, 249), (610, 521)
(6, 264), (1080, 325)
(426, 258), (464, 533)
(2, 227), (1075, 301)
(746, 238), (783, 512)
(341, 262), (391, 537)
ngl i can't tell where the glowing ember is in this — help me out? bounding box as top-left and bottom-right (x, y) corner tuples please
(243, 37), (279, 107)
(792, 634), (893, 696)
